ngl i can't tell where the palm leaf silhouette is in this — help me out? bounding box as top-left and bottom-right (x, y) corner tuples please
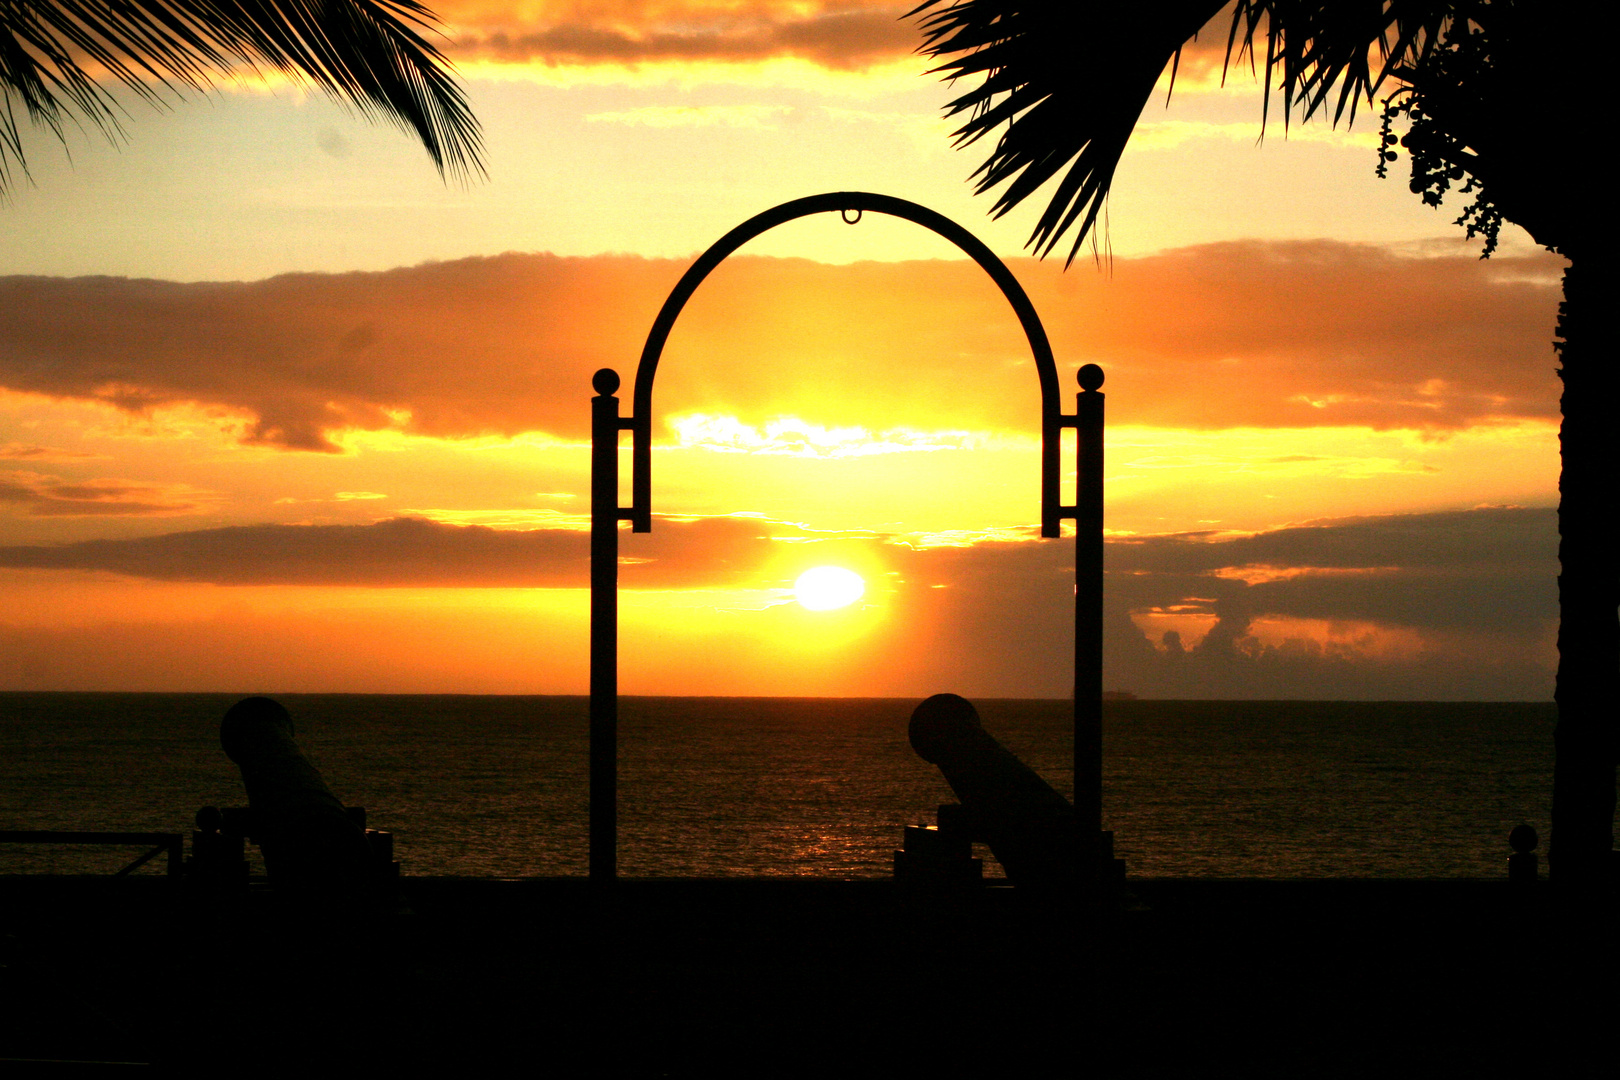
(909, 0), (1453, 262)
(2, 0), (483, 190)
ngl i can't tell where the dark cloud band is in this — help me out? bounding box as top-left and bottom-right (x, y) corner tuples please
(454, 8), (917, 68)
(0, 505), (1559, 698)
(0, 243), (1563, 453)
(0, 514), (773, 587)
(0, 469), (211, 517)
(0, 505), (1555, 622)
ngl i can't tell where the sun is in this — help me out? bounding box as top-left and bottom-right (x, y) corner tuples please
(793, 566), (866, 611)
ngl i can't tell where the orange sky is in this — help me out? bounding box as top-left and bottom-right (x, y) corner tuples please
(0, 2), (1565, 698)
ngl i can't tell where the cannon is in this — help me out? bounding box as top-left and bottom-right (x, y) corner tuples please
(905, 693), (1084, 890)
(219, 696), (375, 891)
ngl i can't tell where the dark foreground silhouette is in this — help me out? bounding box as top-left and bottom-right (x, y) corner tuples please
(0, 695), (1612, 1072)
(220, 696), (373, 891)
(904, 692), (1084, 890)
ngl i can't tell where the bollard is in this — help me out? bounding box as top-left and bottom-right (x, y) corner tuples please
(188, 805), (249, 887)
(908, 694), (1081, 890)
(365, 828), (400, 882)
(894, 824), (983, 887)
(1508, 824), (1539, 885)
(220, 697), (373, 891)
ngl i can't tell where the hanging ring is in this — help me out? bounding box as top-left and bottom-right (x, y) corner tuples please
(841, 208), (862, 224)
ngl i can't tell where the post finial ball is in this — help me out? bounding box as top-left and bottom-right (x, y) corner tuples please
(1078, 364), (1105, 392)
(592, 368), (621, 396)
(1509, 823), (1538, 854)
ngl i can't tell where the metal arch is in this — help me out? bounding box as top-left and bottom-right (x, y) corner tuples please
(628, 191), (1066, 537)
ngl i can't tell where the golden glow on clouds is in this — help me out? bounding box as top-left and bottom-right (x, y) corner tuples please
(1131, 610), (1429, 661)
(3, 246), (1560, 458)
(402, 508), (591, 530)
(1209, 564), (1398, 586)
(0, 370), (1559, 544)
(1, 504), (1558, 698)
(0, 442), (105, 462)
(0, 470), (224, 517)
(453, 52), (925, 91)
(439, 0), (920, 71)
(891, 526), (1040, 550)
(1247, 618), (1431, 661)
(670, 413), (986, 457)
(0, 8), (1568, 697)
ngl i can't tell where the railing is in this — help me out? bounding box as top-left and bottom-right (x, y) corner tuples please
(0, 831), (184, 877)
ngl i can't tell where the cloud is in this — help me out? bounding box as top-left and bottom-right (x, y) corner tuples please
(0, 506), (1558, 698)
(0, 443), (103, 461)
(0, 470), (218, 517)
(0, 514), (773, 587)
(882, 506), (1557, 699)
(431, 1), (1263, 86)
(1108, 506), (1556, 577)
(444, 2), (919, 70)
(0, 242), (1564, 452)
(670, 414), (984, 456)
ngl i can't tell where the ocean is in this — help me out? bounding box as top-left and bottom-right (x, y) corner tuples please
(0, 693), (1554, 879)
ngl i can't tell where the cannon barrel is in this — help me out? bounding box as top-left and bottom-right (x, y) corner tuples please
(221, 697), (372, 889)
(909, 694), (1080, 889)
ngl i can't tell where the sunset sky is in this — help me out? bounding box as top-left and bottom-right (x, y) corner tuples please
(0, 1), (1564, 699)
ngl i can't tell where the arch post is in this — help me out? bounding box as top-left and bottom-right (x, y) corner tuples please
(590, 367), (631, 881)
(1075, 365), (1106, 877)
(587, 193), (1118, 897)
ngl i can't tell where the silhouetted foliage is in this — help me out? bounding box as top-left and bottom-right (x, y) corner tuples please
(912, 2), (1463, 260)
(0, 0), (483, 191)
(1377, 13), (1503, 254)
(911, 0), (1616, 885)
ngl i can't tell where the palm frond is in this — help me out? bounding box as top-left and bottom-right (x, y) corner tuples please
(1, 0), (483, 192)
(910, 0), (1458, 263)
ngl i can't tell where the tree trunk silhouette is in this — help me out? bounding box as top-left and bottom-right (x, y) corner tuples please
(1550, 257), (1619, 886)
(910, 1), (1617, 883)
(1390, 5), (1614, 890)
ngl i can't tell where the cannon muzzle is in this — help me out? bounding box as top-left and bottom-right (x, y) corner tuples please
(221, 697), (372, 890)
(909, 694), (1081, 889)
